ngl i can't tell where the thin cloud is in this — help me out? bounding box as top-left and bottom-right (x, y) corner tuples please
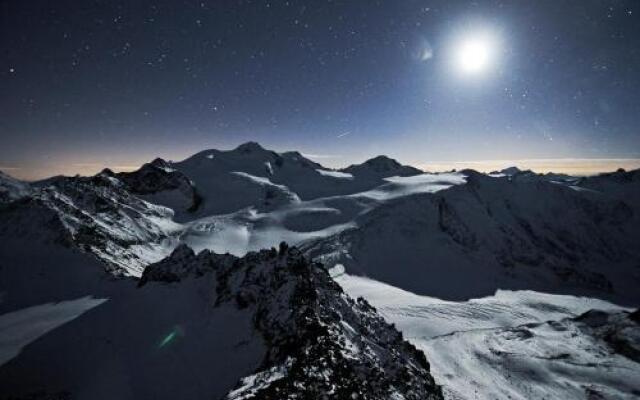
(71, 163), (106, 168)
(416, 158), (640, 175)
(336, 131), (351, 139)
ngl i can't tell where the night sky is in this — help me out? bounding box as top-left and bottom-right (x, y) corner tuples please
(2, 0), (640, 179)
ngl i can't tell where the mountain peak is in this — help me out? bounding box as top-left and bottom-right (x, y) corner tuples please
(158, 244), (444, 399)
(499, 166), (522, 175)
(234, 141), (266, 154)
(364, 155), (402, 167)
(342, 155), (423, 177)
(149, 157), (171, 168)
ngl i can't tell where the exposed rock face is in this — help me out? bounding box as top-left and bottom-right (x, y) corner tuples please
(302, 170), (640, 304)
(0, 172), (180, 276)
(139, 243), (234, 285)
(114, 158), (201, 213)
(140, 243), (444, 400)
(575, 309), (640, 363)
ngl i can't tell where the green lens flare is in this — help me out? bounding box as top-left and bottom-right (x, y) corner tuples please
(159, 331), (177, 348)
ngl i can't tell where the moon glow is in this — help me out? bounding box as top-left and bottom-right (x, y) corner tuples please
(454, 34), (497, 75)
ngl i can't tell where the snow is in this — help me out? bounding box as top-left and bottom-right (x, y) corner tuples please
(429, 320), (639, 399)
(140, 189), (195, 213)
(0, 296), (107, 366)
(231, 171), (301, 203)
(304, 170), (640, 305)
(170, 145), (433, 216)
(226, 364), (287, 399)
(336, 273), (626, 338)
(315, 168), (354, 179)
(181, 208), (356, 256)
(335, 272), (638, 400)
(158, 165), (176, 173)
(355, 172), (466, 201)
(1, 145), (639, 399)
(178, 172), (464, 257)
(0, 273), (266, 399)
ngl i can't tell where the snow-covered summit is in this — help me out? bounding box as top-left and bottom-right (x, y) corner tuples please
(234, 141), (268, 154)
(167, 143), (426, 217)
(342, 155), (423, 178)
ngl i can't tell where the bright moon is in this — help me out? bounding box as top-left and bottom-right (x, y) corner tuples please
(455, 35), (496, 75)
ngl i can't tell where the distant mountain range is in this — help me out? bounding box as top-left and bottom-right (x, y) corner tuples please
(1, 142), (638, 399)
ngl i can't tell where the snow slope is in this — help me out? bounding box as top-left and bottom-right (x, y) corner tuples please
(1, 172), (182, 276)
(179, 172), (465, 257)
(0, 171), (30, 204)
(3, 156), (639, 305)
(0, 269), (264, 400)
(169, 142), (424, 218)
(0, 153), (455, 278)
(304, 170), (640, 305)
(1, 146), (639, 399)
(0, 244), (444, 400)
(0, 297), (107, 366)
(335, 271), (640, 400)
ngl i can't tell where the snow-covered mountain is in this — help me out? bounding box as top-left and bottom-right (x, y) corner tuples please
(113, 157), (200, 214)
(303, 169), (640, 305)
(0, 171), (181, 276)
(167, 142), (424, 218)
(341, 155), (423, 179)
(1, 143), (639, 399)
(0, 242), (443, 400)
(2, 147), (639, 299)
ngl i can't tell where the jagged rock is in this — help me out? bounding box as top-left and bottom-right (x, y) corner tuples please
(145, 244), (444, 400)
(139, 244), (235, 285)
(116, 158), (201, 213)
(1, 173), (180, 276)
(575, 309), (640, 363)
